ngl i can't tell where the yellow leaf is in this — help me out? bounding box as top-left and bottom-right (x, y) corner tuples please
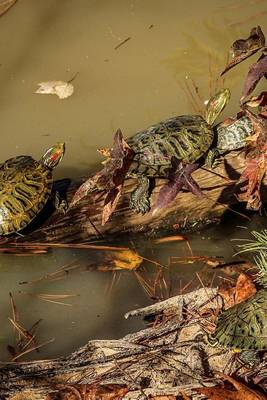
(111, 249), (143, 270)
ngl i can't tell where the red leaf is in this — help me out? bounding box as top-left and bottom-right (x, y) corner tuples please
(221, 26), (265, 76)
(240, 55), (267, 104)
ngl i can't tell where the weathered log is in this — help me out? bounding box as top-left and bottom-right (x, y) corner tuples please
(5, 149), (253, 248)
(0, 287), (254, 400)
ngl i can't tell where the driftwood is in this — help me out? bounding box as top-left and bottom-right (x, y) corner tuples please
(2, 287), (264, 400)
(4, 149), (256, 249)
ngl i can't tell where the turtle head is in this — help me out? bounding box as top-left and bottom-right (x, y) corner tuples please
(40, 142), (65, 169)
(205, 88), (231, 126)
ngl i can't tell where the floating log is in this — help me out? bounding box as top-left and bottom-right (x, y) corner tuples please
(8, 149), (251, 247)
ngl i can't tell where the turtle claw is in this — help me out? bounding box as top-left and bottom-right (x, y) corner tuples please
(129, 195), (150, 214)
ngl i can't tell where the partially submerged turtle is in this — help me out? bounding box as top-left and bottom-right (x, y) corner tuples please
(0, 143), (66, 235)
(126, 89), (231, 213)
(209, 289), (267, 365)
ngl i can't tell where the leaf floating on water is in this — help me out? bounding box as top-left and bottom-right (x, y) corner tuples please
(35, 80), (74, 99)
(111, 249), (143, 270)
(0, 0), (17, 17)
(153, 235), (186, 244)
(240, 55), (267, 104)
(221, 26), (266, 75)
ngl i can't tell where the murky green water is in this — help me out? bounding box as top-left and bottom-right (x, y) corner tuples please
(0, 0), (266, 361)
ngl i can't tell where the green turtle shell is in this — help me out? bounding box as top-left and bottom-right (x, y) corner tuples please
(0, 155), (53, 235)
(210, 290), (267, 351)
(216, 115), (253, 153)
(127, 115), (213, 177)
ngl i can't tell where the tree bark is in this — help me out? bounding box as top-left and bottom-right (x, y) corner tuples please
(0, 287), (265, 400)
(3, 150), (253, 249)
(0, 288), (240, 400)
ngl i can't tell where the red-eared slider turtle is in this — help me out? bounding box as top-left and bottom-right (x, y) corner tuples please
(126, 89), (231, 213)
(0, 143), (66, 235)
(209, 290), (267, 365)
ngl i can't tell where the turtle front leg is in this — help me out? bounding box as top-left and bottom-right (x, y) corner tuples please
(54, 191), (68, 214)
(205, 148), (221, 168)
(129, 175), (151, 214)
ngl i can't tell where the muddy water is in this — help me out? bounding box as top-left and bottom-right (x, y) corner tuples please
(0, 0), (266, 361)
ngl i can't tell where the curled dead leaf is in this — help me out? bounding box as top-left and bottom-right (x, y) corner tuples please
(221, 26), (265, 76)
(219, 273), (257, 309)
(35, 80), (74, 99)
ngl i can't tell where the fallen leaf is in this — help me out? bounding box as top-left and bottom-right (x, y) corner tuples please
(111, 249), (143, 270)
(48, 384), (128, 400)
(101, 185), (122, 225)
(244, 91), (267, 118)
(154, 162), (203, 212)
(35, 80), (74, 99)
(0, 0), (17, 17)
(240, 55), (267, 104)
(153, 235), (187, 244)
(219, 273), (256, 309)
(150, 396), (176, 400)
(195, 372), (267, 400)
(221, 26), (265, 76)
(70, 129), (135, 225)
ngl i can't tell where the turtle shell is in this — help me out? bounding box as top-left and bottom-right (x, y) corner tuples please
(210, 290), (267, 351)
(0, 155), (53, 235)
(216, 115), (253, 152)
(127, 115), (213, 177)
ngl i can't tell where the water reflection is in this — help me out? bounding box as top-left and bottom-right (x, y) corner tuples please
(0, 0), (266, 360)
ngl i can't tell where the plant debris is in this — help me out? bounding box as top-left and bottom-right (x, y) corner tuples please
(154, 162), (203, 212)
(221, 26), (266, 75)
(0, 0), (17, 17)
(218, 272), (257, 309)
(35, 80), (74, 99)
(70, 129), (135, 224)
(195, 372), (266, 400)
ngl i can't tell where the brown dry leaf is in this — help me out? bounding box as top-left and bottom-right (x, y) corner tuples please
(47, 384), (128, 400)
(111, 249), (143, 270)
(195, 373), (266, 400)
(101, 185), (122, 225)
(219, 273), (256, 308)
(35, 81), (74, 99)
(150, 396), (177, 400)
(153, 235), (187, 244)
(0, 0), (17, 17)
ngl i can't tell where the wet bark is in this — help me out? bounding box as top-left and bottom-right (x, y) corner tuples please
(8, 150), (252, 247)
(0, 288), (240, 400)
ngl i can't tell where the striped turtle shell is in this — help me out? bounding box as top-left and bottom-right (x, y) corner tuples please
(210, 290), (267, 351)
(127, 115), (213, 178)
(0, 155), (53, 235)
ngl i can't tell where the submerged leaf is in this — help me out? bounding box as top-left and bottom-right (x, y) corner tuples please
(240, 55), (267, 104)
(221, 26), (265, 75)
(35, 80), (74, 99)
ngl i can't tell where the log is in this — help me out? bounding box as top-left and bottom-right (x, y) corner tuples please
(3, 149), (253, 249)
(0, 287), (253, 400)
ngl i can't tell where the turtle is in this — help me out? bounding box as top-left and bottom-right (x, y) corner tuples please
(0, 143), (67, 236)
(208, 289), (267, 365)
(126, 88), (231, 214)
